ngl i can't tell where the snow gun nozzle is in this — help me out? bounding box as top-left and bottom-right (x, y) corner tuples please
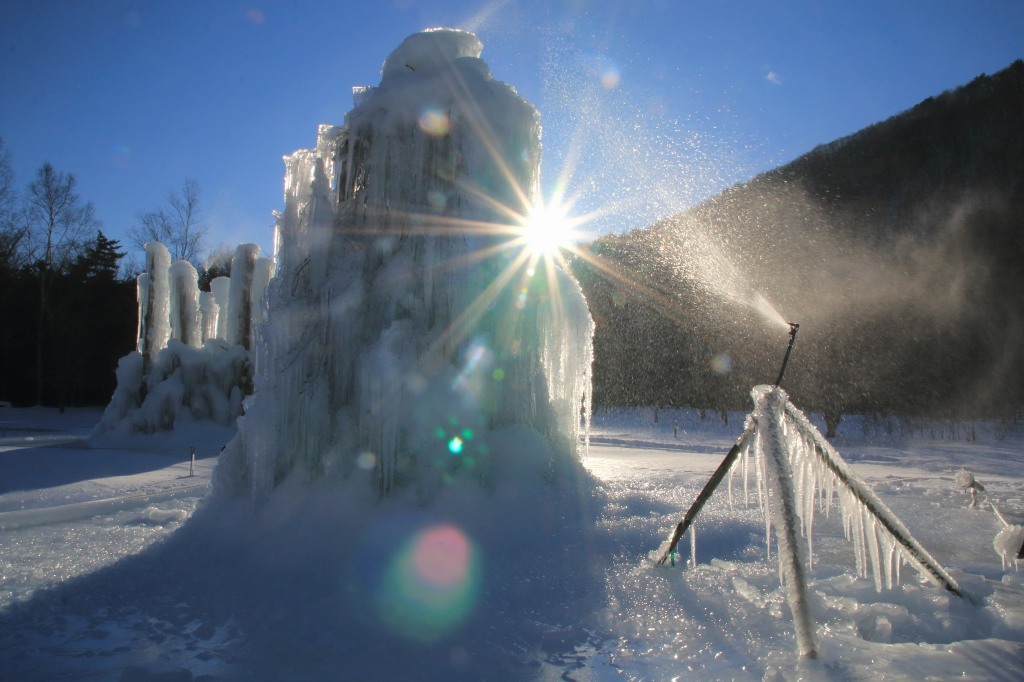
(773, 322), (800, 388)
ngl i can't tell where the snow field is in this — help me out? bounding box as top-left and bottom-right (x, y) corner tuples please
(1, 406), (1022, 680)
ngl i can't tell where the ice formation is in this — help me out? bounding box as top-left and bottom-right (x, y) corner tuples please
(754, 388), (818, 657)
(957, 468), (1022, 568)
(169, 260), (201, 347)
(96, 242), (271, 434)
(658, 385), (966, 657)
(994, 525), (1024, 570)
(726, 387), (963, 597)
(137, 242), (170, 370)
(214, 28), (594, 505)
(211, 276), (231, 340)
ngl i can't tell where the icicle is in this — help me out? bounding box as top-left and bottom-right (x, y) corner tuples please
(804, 456), (815, 566)
(824, 465), (836, 518)
(852, 497), (867, 577)
(865, 514), (883, 591)
(689, 521), (697, 570)
(882, 534), (896, 590)
(742, 439), (750, 506)
(781, 397), (963, 597)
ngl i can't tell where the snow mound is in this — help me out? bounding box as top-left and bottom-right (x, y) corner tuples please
(136, 506), (189, 526)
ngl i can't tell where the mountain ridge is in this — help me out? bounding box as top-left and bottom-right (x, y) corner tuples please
(574, 60), (1024, 424)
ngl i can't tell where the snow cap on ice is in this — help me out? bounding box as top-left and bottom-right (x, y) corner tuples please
(381, 28), (484, 80)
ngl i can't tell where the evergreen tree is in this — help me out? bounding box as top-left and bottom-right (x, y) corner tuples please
(71, 231), (127, 283)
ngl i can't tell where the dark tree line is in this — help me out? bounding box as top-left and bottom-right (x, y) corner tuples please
(0, 229), (138, 407)
(574, 60), (1024, 425)
(0, 140), (138, 408)
(0, 139), (228, 408)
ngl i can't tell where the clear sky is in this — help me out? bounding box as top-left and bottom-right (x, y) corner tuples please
(1, 0), (1021, 264)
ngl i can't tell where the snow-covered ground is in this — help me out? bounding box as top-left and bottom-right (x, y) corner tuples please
(1, 405), (1022, 680)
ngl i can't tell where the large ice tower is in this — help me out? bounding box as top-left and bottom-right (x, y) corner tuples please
(215, 29), (594, 504)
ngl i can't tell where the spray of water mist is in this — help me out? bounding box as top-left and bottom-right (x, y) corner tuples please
(536, 35), (992, 345)
(526, 28), (1019, 418)
(535, 39), (792, 336)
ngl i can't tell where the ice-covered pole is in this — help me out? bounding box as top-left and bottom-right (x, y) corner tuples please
(656, 423), (756, 565)
(761, 389), (819, 658)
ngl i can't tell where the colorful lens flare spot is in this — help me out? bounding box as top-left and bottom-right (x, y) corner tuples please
(447, 436), (464, 454)
(418, 108), (450, 137)
(600, 68), (621, 89)
(377, 524), (480, 642)
(711, 353), (733, 375)
(356, 451), (376, 469)
(427, 189), (447, 208)
(110, 146), (131, 168)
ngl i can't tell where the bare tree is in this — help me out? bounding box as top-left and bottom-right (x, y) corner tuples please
(25, 163), (98, 271)
(127, 178), (207, 264)
(0, 138), (27, 270)
(25, 163), (100, 404)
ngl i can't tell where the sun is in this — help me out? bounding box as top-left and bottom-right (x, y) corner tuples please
(520, 199), (578, 259)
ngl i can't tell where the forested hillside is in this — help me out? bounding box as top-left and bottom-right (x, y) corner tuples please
(574, 60), (1024, 425)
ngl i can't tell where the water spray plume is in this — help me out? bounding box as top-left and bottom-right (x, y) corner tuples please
(750, 291), (789, 329)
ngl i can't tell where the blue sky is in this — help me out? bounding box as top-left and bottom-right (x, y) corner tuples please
(1, 1), (1021, 264)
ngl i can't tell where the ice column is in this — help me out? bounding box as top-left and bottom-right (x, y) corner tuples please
(199, 291), (219, 343)
(211, 277), (231, 340)
(169, 260), (201, 347)
(226, 244), (260, 350)
(215, 29), (594, 505)
(136, 273), (149, 353)
(140, 242), (170, 368)
(250, 257), (274, 326)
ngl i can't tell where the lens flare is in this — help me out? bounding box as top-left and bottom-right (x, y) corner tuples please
(376, 524), (480, 642)
(710, 353), (733, 375)
(600, 68), (621, 90)
(413, 525), (471, 588)
(110, 145), (131, 168)
(418, 108), (451, 137)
